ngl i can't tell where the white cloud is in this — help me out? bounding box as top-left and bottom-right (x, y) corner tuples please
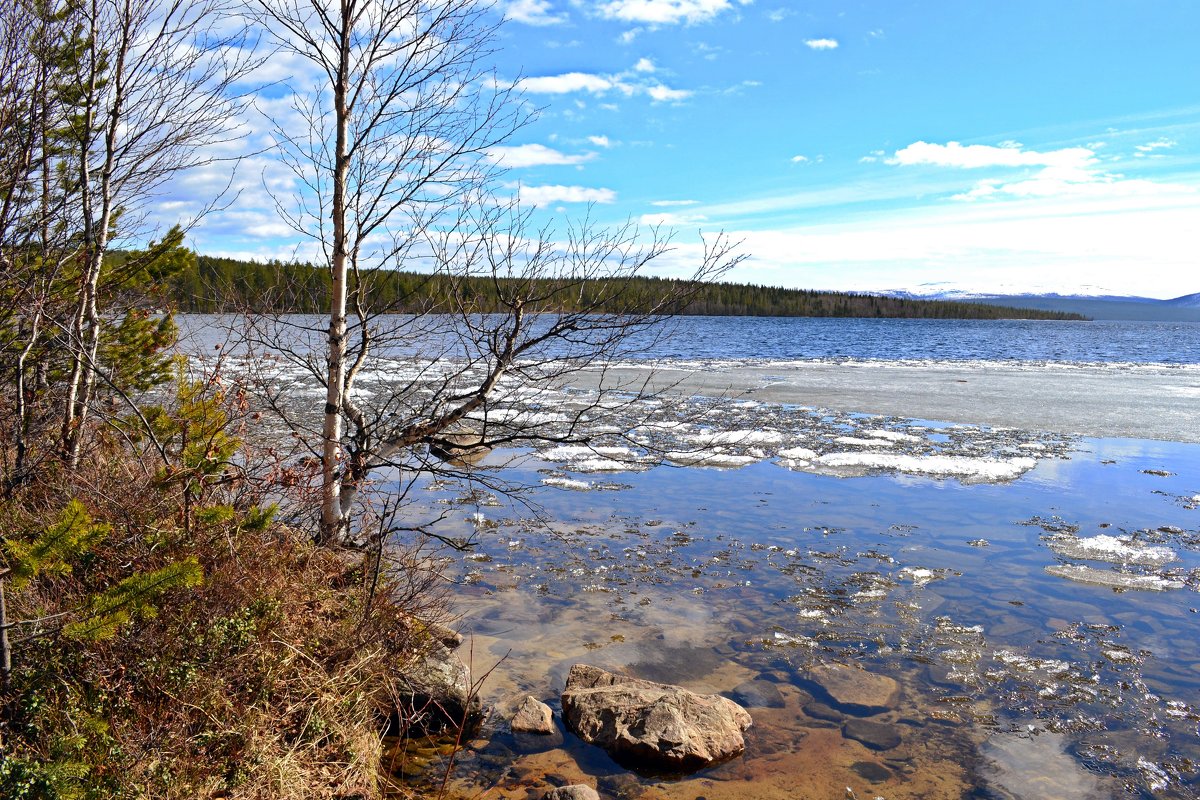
(504, 0), (567, 25)
(647, 84), (692, 102)
(639, 211), (708, 226)
(1135, 137), (1178, 153)
(888, 140), (1095, 171)
(726, 187), (1200, 298)
(790, 155), (809, 164)
(518, 72), (614, 94)
(634, 57), (656, 73)
(517, 66), (690, 103)
(517, 184), (617, 206)
(486, 143), (595, 168)
(588, 135), (612, 148)
(804, 38), (839, 50)
(766, 8), (793, 23)
(651, 199), (699, 207)
(597, 0), (750, 26)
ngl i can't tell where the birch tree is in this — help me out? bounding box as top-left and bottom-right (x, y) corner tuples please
(246, 0), (742, 544)
(56, 0), (257, 466)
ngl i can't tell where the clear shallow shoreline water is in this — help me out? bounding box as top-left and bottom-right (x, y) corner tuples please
(406, 432), (1200, 800)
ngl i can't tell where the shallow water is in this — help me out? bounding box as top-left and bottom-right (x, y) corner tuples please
(391, 430), (1200, 799)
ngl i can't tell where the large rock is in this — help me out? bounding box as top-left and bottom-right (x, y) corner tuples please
(512, 696), (556, 735)
(560, 664), (752, 773)
(393, 642), (482, 734)
(805, 664), (899, 716)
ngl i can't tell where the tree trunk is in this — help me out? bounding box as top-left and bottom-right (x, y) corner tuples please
(318, 0), (353, 545)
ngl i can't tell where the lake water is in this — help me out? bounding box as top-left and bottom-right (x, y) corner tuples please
(178, 315), (1200, 798)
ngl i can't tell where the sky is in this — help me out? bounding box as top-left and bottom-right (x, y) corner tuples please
(181, 0), (1200, 299)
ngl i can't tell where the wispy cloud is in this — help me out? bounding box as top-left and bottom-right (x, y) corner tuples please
(651, 199), (700, 207)
(486, 143), (595, 168)
(517, 184), (617, 206)
(634, 57), (656, 73)
(888, 140), (1095, 170)
(790, 155), (810, 164)
(804, 38), (839, 50)
(588, 135), (613, 148)
(503, 0), (567, 26)
(640, 211), (708, 226)
(518, 72), (614, 94)
(516, 62), (691, 103)
(597, 0), (751, 26)
(1135, 137), (1178, 154)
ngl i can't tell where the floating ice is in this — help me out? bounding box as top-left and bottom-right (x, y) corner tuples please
(665, 450), (758, 468)
(541, 477), (592, 491)
(898, 567), (940, 586)
(865, 430), (923, 443)
(834, 435), (894, 447)
(1045, 564), (1184, 591)
(777, 446), (818, 461)
(812, 453), (1038, 482)
(1044, 533), (1176, 567)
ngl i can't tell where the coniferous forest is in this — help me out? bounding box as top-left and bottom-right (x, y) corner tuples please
(173, 254), (1086, 320)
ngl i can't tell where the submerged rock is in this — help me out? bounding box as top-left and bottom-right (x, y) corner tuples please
(804, 664), (899, 716)
(544, 785), (601, 800)
(726, 679), (786, 709)
(851, 760), (893, 783)
(842, 718), (902, 751)
(560, 664), (752, 773)
(512, 695), (556, 735)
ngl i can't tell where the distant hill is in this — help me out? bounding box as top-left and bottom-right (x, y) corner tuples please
(965, 295), (1200, 321)
(880, 285), (1200, 321)
(168, 254), (1086, 320)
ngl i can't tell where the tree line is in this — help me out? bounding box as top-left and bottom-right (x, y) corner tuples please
(172, 254), (1086, 320)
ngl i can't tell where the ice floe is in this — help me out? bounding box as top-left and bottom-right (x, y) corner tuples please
(1044, 533), (1176, 567)
(1045, 563), (1185, 591)
(811, 453), (1038, 482)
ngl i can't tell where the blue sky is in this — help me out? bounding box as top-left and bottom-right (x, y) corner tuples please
(187, 0), (1200, 298)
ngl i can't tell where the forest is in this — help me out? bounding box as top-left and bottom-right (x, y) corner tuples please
(173, 254), (1086, 320)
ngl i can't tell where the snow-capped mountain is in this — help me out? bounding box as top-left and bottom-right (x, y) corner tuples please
(878, 282), (1155, 303)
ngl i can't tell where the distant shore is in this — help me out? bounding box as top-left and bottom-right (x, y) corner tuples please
(585, 361), (1200, 443)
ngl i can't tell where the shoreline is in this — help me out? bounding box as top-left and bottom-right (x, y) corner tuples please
(583, 361), (1200, 444)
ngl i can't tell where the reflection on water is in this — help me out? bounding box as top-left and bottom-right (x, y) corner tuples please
(389, 433), (1200, 799)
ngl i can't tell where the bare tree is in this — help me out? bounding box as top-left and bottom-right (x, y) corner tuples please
(242, 0), (743, 544)
(55, 0), (259, 466)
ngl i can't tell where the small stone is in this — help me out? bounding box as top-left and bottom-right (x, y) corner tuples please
(806, 664), (899, 715)
(544, 786), (600, 800)
(842, 718), (902, 751)
(512, 696), (555, 735)
(851, 760), (892, 783)
(726, 680), (785, 709)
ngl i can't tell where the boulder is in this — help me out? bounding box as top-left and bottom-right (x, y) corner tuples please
(393, 642), (482, 734)
(805, 664), (899, 716)
(512, 696), (556, 735)
(543, 786), (601, 800)
(560, 664), (752, 773)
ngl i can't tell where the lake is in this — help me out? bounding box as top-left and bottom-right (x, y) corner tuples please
(180, 315), (1200, 798)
